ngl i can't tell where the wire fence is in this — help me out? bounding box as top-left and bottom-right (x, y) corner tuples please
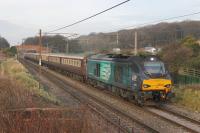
(170, 66), (200, 86)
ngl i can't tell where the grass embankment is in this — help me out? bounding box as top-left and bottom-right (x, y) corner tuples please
(173, 85), (200, 112)
(0, 59), (117, 133)
(0, 58), (59, 106)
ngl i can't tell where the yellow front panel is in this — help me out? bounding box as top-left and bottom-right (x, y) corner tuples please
(142, 79), (172, 92)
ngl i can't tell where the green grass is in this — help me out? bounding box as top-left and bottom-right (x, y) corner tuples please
(173, 85), (200, 112)
(1, 58), (60, 105)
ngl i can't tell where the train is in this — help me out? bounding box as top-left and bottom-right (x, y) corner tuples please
(23, 53), (172, 106)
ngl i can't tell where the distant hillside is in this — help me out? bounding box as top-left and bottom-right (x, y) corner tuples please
(23, 20), (200, 53)
(79, 20), (200, 51)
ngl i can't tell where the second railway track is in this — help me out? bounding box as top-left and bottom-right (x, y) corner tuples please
(20, 58), (200, 133)
(144, 106), (200, 133)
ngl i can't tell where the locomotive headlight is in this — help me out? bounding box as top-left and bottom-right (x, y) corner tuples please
(143, 84), (151, 88)
(150, 57), (154, 61)
(164, 84), (171, 88)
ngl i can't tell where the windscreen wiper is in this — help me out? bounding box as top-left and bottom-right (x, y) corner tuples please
(144, 71), (152, 77)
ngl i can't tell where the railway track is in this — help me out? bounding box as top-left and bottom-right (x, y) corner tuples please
(20, 59), (156, 133)
(160, 106), (200, 126)
(20, 58), (200, 133)
(144, 106), (200, 133)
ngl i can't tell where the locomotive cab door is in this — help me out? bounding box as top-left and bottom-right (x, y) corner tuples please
(131, 63), (140, 91)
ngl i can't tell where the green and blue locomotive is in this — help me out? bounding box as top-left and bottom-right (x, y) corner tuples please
(24, 53), (172, 105)
(87, 54), (172, 105)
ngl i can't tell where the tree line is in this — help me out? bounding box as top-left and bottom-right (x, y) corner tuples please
(23, 20), (200, 53)
(0, 36), (17, 57)
(24, 35), (82, 53)
(0, 36), (10, 49)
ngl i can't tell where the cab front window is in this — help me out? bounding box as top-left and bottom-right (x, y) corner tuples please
(144, 62), (165, 75)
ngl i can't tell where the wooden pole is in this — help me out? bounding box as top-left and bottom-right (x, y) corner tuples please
(134, 31), (137, 56)
(66, 39), (69, 54)
(39, 29), (42, 89)
(117, 32), (119, 47)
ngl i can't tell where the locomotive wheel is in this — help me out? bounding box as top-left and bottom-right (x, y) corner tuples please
(135, 92), (145, 106)
(111, 87), (120, 96)
(137, 97), (144, 106)
(120, 89), (130, 100)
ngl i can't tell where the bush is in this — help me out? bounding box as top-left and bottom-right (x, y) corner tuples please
(173, 85), (200, 112)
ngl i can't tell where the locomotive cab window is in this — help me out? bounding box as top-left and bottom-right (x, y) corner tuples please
(144, 62), (166, 75)
(94, 63), (100, 77)
(132, 63), (139, 73)
(115, 65), (123, 83)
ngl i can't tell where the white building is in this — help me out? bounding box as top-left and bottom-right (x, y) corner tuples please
(144, 47), (157, 54)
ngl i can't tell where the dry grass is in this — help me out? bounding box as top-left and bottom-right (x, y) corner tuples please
(0, 58), (59, 105)
(173, 85), (200, 112)
(0, 59), (121, 132)
(0, 76), (87, 132)
(0, 76), (35, 110)
(0, 105), (119, 133)
(0, 107), (90, 133)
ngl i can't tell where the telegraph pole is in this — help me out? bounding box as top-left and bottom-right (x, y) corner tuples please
(21, 39), (24, 58)
(39, 29), (42, 89)
(134, 31), (138, 56)
(46, 43), (49, 53)
(116, 32), (119, 47)
(66, 39), (69, 54)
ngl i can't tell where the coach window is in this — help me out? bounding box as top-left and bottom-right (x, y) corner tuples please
(71, 59), (73, 65)
(67, 59), (69, 65)
(74, 60), (77, 67)
(78, 61), (81, 67)
(73, 60), (76, 66)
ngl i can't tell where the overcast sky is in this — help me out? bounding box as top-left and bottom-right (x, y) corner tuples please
(1, 0), (200, 44)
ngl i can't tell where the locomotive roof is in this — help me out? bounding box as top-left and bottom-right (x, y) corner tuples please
(88, 53), (161, 63)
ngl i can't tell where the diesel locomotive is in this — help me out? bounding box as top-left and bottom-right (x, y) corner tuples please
(24, 53), (172, 105)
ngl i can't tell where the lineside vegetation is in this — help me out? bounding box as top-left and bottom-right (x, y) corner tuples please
(173, 85), (200, 112)
(0, 59), (120, 132)
(0, 58), (59, 105)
